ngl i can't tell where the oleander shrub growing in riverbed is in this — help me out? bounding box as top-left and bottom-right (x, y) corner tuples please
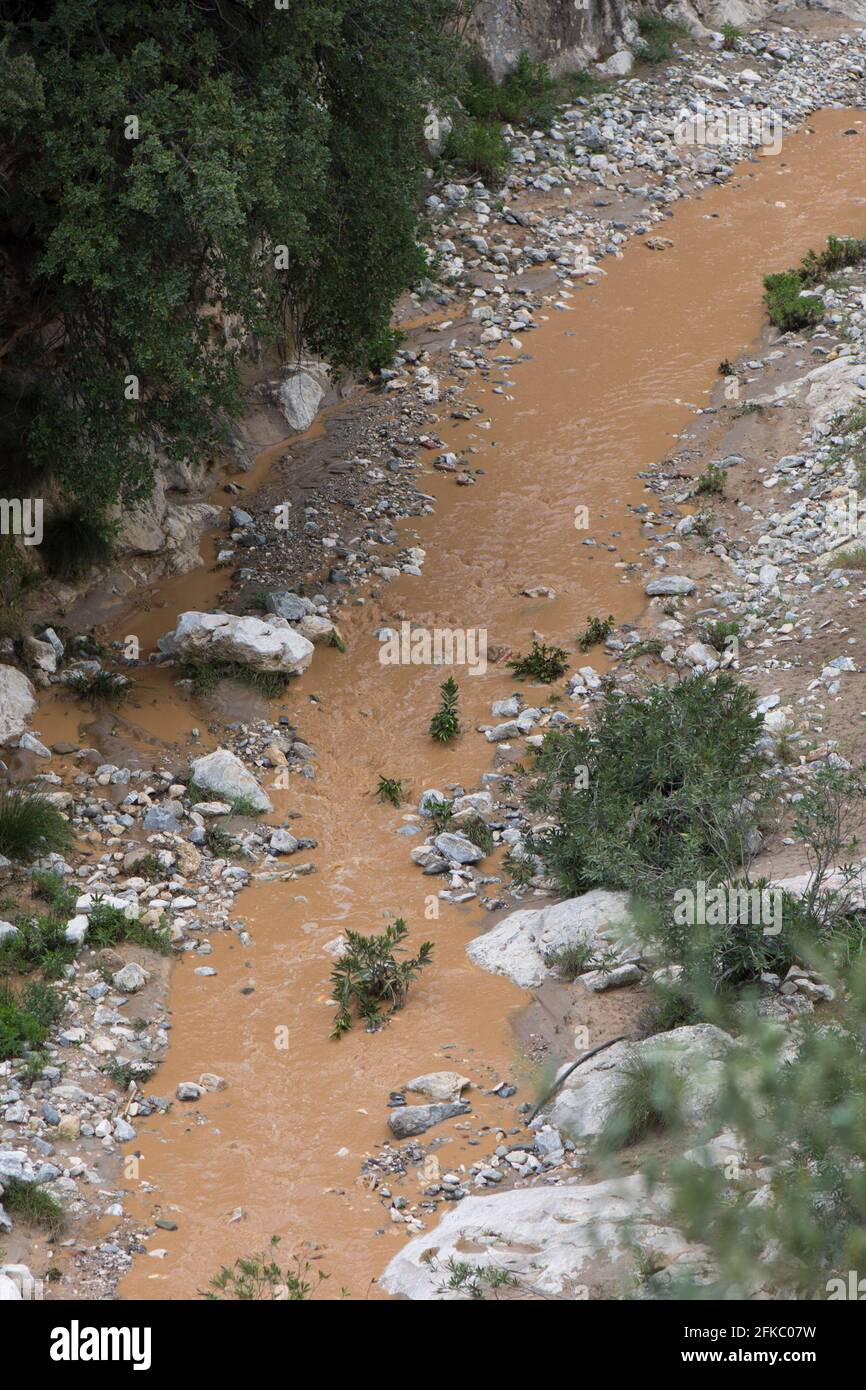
(525, 674), (767, 905)
(429, 676), (461, 743)
(204, 1236), (345, 1300)
(763, 235), (866, 333)
(0, 786), (70, 861)
(329, 918), (433, 1038)
(508, 640), (569, 683)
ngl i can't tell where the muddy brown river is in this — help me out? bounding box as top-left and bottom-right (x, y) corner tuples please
(39, 109), (865, 1299)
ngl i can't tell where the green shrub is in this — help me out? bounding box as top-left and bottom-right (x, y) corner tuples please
(701, 619), (740, 654)
(507, 640), (569, 682)
(577, 615), (614, 652)
(183, 660), (289, 701)
(0, 786), (70, 861)
(695, 465), (725, 496)
(655, 961), (866, 1299)
(0, 980), (62, 1060)
(460, 815), (494, 855)
(2, 1), (461, 512)
(636, 10), (688, 63)
(329, 918), (433, 1038)
(545, 941), (597, 981)
(429, 676), (460, 743)
(87, 899), (171, 953)
(720, 22), (741, 49)
(444, 118), (508, 181)
(67, 670), (132, 705)
(527, 674), (766, 904)
(763, 270), (822, 332)
(376, 776), (404, 808)
(0, 916), (76, 980)
(799, 235), (866, 285)
(204, 1235), (343, 1300)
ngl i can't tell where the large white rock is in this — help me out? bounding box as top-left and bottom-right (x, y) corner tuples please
(161, 611), (313, 675)
(0, 665), (36, 745)
(279, 371), (324, 433)
(756, 358), (866, 438)
(547, 1024), (734, 1140)
(467, 891), (636, 989)
(380, 1172), (696, 1300)
(190, 748), (273, 812)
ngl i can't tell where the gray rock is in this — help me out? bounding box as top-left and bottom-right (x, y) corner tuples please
(388, 1101), (471, 1138)
(467, 891), (636, 989)
(266, 592), (313, 622)
(143, 803), (183, 831)
(279, 370), (324, 432)
(0, 666), (36, 745)
(269, 829), (299, 855)
(112, 962), (149, 994)
(191, 748), (272, 813)
(434, 832), (485, 864)
(161, 611), (314, 675)
(645, 576), (696, 596)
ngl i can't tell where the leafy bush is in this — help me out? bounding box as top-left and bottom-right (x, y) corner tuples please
(329, 918), (433, 1038)
(184, 661), (289, 701)
(376, 776), (404, 808)
(429, 676), (460, 743)
(204, 1235), (343, 1300)
(655, 960), (866, 1299)
(545, 941), (597, 981)
(460, 815), (494, 855)
(695, 465), (725, 496)
(0, 915), (75, 979)
(701, 619), (739, 654)
(598, 1049), (684, 1153)
(0, 786), (70, 861)
(0, 980), (62, 1059)
(636, 11), (688, 63)
(507, 640), (569, 682)
(577, 615), (614, 652)
(87, 899), (171, 953)
(0, 1), (461, 512)
(527, 674), (766, 904)
(444, 118), (508, 180)
(763, 270), (822, 332)
(67, 670), (132, 705)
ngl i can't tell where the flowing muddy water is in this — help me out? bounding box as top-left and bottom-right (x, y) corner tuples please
(61, 107), (861, 1297)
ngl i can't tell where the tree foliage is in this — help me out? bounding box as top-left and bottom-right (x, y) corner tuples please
(0, 1), (459, 511)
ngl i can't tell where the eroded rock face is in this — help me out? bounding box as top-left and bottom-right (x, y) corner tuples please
(190, 748), (273, 812)
(0, 665), (37, 745)
(160, 611), (314, 674)
(380, 1172), (695, 1299)
(547, 1024), (735, 1140)
(466, 891), (635, 989)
